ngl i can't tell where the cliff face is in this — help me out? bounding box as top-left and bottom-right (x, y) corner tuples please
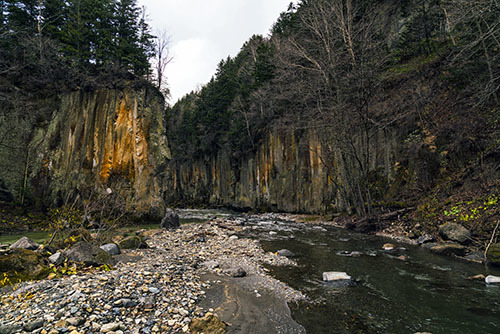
(0, 87), (170, 220)
(164, 127), (400, 213)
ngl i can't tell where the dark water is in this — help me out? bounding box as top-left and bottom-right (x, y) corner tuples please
(238, 216), (500, 334)
(0, 208), (233, 245)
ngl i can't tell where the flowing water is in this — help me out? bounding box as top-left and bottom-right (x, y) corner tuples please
(3, 209), (500, 333)
(235, 214), (500, 334)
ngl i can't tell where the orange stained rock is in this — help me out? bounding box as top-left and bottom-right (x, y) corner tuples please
(99, 96), (148, 182)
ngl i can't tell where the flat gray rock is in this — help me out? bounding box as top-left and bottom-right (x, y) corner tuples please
(9, 236), (39, 251)
(323, 271), (351, 281)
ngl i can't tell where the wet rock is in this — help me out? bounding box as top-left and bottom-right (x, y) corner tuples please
(382, 243), (395, 250)
(464, 251), (484, 263)
(486, 243), (500, 266)
(345, 218), (378, 233)
(64, 241), (114, 266)
(439, 223), (470, 244)
(417, 234), (435, 245)
(48, 252), (65, 265)
(0, 324), (22, 334)
(430, 243), (467, 256)
(468, 274), (486, 280)
(337, 250), (361, 257)
(119, 236), (147, 250)
(23, 319), (44, 332)
(100, 243), (121, 256)
(485, 275), (500, 284)
(9, 236), (39, 251)
(160, 208), (180, 230)
(189, 312), (227, 334)
(226, 267), (247, 278)
(277, 249), (295, 257)
(323, 272), (351, 281)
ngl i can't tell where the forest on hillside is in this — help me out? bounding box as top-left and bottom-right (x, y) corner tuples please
(0, 0), (157, 94)
(168, 0), (500, 216)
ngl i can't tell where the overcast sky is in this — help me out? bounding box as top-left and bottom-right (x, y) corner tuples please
(137, 0), (292, 103)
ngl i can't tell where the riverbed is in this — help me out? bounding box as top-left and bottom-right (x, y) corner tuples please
(2, 210), (500, 333)
(234, 213), (500, 333)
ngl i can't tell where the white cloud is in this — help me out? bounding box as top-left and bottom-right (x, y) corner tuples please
(138, 0), (291, 103)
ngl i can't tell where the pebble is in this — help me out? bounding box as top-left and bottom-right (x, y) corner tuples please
(0, 215), (303, 334)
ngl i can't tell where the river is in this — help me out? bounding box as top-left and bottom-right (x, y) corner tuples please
(2, 209), (500, 333)
(234, 213), (500, 334)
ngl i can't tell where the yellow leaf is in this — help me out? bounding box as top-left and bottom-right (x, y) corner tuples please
(47, 273), (56, 279)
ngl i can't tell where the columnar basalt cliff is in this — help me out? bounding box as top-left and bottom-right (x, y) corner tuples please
(0, 86), (170, 220)
(163, 127), (400, 214)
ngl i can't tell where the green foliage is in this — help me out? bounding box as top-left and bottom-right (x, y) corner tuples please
(444, 206), (461, 216)
(1, 0), (156, 92)
(47, 260), (78, 279)
(168, 35), (276, 161)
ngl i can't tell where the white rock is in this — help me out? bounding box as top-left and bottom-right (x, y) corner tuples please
(101, 322), (119, 333)
(322, 271), (351, 281)
(100, 243), (121, 255)
(485, 275), (500, 284)
(48, 252), (65, 265)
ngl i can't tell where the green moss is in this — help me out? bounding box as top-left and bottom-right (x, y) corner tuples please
(487, 243), (500, 266)
(0, 249), (50, 286)
(119, 235), (146, 249)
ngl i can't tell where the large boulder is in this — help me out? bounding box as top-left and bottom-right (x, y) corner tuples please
(439, 223), (471, 244)
(119, 236), (148, 249)
(0, 249), (49, 282)
(64, 241), (114, 266)
(9, 236), (39, 251)
(486, 243), (500, 266)
(100, 243), (121, 255)
(430, 243), (467, 256)
(160, 208), (180, 230)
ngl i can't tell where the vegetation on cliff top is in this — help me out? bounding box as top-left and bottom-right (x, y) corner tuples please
(0, 0), (156, 93)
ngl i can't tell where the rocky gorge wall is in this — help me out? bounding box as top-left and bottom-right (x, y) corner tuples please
(0, 86), (170, 220)
(163, 127), (402, 214)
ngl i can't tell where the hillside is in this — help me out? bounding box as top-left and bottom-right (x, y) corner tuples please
(166, 0), (500, 242)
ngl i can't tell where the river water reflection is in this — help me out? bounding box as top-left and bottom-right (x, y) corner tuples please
(236, 214), (500, 334)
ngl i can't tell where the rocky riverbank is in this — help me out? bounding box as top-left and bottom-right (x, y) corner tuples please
(0, 220), (303, 334)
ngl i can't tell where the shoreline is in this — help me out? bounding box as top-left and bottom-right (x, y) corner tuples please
(0, 219), (305, 334)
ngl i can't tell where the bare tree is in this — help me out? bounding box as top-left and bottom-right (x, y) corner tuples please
(271, 0), (390, 216)
(154, 30), (173, 96)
